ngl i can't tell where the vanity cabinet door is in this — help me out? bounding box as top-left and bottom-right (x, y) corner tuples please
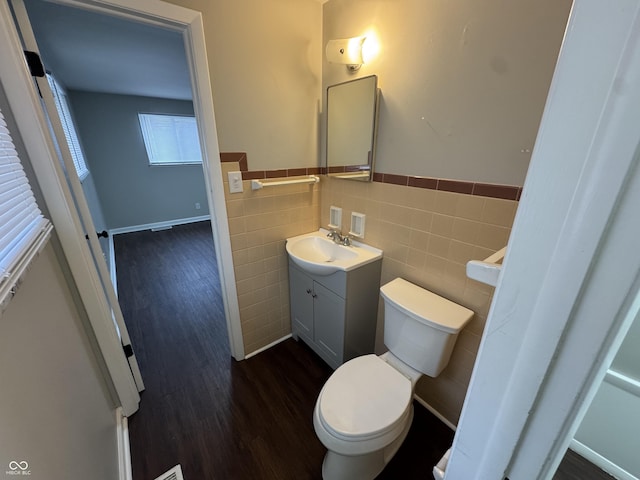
(289, 266), (314, 342)
(313, 281), (346, 368)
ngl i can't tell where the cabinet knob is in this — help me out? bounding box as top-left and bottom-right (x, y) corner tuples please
(306, 288), (312, 294)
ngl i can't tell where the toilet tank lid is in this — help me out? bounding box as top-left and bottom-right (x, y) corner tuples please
(380, 278), (474, 333)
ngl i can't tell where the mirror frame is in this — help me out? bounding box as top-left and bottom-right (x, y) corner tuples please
(326, 75), (380, 182)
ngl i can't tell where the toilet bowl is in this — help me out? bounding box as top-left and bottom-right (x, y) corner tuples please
(313, 278), (473, 480)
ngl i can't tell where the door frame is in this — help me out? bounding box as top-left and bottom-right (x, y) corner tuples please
(44, 0), (244, 361)
(0, 0), (243, 415)
(0, 0), (140, 415)
(11, 0), (146, 394)
(445, 0), (640, 478)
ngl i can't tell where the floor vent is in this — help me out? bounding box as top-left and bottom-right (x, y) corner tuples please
(154, 465), (184, 480)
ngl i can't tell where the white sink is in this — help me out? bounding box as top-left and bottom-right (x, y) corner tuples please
(286, 229), (383, 276)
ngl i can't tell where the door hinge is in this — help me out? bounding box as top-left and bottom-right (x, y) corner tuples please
(23, 50), (45, 78)
(123, 344), (134, 358)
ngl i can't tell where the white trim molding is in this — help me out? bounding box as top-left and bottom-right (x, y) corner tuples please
(116, 407), (133, 480)
(1, 0), (140, 416)
(569, 441), (638, 480)
(181, 8), (245, 360)
(413, 395), (456, 432)
(109, 215), (211, 236)
(27, 0), (245, 361)
(244, 334), (292, 360)
(2, 0), (248, 418)
(43, 0), (245, 358)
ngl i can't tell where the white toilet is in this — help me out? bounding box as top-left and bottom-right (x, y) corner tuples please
(313, 277), (474, 480)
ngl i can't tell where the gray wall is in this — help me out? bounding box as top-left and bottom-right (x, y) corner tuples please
(0, 244), (119, 480)
(69, 91), (209, 230)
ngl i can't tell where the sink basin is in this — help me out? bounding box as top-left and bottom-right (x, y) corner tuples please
(286, 229), (383, 275)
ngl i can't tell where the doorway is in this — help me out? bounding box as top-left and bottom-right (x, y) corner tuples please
(17, 0), (243, 368)
(20, 2), (244, 359)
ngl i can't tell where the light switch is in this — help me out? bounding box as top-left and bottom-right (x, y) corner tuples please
(228, 171), (243, 193)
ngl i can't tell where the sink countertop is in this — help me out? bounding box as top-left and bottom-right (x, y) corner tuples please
(286, 229), (383, 276)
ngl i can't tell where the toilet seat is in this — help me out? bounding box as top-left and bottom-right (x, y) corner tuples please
(318, 355), (412, 442)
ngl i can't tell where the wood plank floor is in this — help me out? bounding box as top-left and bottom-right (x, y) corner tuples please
(554, 449), (615, 480)
(114, 221), (612, 480)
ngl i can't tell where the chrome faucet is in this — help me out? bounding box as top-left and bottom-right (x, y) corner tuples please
(327, 229), (340, 242)
(327, 229), (352, 246)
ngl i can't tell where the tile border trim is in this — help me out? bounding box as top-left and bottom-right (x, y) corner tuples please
(220, 152), (248, 171)
(373, 173), (522, 201)
(240, 167), (326, 181)
(220, 152), (521, 201)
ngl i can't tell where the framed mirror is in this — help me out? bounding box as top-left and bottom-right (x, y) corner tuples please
(326, 75), (380, 181)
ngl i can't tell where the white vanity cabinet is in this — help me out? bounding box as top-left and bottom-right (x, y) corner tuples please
(289, 258), (382, 370)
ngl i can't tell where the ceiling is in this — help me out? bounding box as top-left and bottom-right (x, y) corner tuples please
(24, 0), (193, 100)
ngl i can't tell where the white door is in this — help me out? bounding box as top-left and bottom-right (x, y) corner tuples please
(9, 0), (144, 393)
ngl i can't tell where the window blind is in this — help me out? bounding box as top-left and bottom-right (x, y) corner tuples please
(0, 105), (51, 308)
(138, 113), (202, 165)
(46, 74), (89, 180)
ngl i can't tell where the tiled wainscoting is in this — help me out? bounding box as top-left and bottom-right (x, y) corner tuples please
(221, 161), (320, 354)
(221, 154), (519, 425)
(320, 177), (517, 424)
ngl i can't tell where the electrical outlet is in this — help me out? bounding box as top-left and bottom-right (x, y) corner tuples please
(195, 202), (201, 210)
(228, 171), (243, 193)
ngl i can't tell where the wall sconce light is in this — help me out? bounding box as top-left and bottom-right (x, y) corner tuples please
(326, 36), (366, 72)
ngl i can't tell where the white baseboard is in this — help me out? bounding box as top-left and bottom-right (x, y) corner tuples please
(245, 334), (293, 359)
(570, 439), (638, 480)
(116, 407), (132, 480)
(109, 215), (211, 236)
(413, 394), (457, 432)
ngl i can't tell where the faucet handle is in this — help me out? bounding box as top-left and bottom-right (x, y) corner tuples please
(341, 234), (352, 246)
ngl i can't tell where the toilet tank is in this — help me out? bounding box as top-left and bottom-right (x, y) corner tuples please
(380, 278), (474, 377)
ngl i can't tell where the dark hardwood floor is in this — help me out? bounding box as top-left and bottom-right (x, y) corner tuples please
(554, 449), (615, 480)
(114, 221), (611, 480)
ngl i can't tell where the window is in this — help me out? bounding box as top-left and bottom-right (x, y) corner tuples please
(46, 74), (89, 180)
(138, 113), (202, 165)
(0, 104), (51, 308)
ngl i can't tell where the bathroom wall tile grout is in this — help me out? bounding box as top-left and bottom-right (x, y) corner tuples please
(223, 160), (321, 353)
(222, 157), (517, 425)
(319, 176), (516, 424)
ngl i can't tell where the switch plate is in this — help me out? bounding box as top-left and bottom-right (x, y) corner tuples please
(228, 171), (243, 193)
(329, 206), (342, 229)
(350, 212), (366, 238)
